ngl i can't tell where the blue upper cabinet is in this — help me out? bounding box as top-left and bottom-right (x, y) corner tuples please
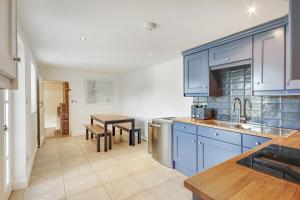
(253, 27), (285, 92)
(209, 36), (252, 67)
(182, 16), (300, 96)
(286, 0), (300, 91)
(184, 50), (209, 96)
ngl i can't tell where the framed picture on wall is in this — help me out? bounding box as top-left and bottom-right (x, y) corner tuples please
(85, 79), (114, 105)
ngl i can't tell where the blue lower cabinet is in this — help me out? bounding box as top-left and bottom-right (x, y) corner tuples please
(173, 130), (197, 176)
(199, 136), (242, 170)
(243, 134), (271, 149)
(242, 146), (251, 153)
(197, 140), (204, 172)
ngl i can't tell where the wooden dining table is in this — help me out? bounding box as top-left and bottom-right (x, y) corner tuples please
(91, 114), (135, 152)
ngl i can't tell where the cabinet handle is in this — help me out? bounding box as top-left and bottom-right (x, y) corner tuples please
(13, 57), (21, 63)
(198, 141), (202, 144)
(255, 142), (261, 146)
(192, 139), (196, 143)
(256, 82), (261, 85)
(214, 132), (219, 136)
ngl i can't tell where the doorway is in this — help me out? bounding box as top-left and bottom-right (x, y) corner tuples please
(43, 81), (70, 137)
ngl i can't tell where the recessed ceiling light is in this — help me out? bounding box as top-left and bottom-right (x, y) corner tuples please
(247, 4), (257, 15)
(148, 52), (152, 56)
(80, 37), (87, 41)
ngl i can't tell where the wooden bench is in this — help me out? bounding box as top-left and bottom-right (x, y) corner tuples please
(86, 124), (111, 152)
(112, 123), (141, 144)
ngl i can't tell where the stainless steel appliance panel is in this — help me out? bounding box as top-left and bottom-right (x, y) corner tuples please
(148, 118), (174, 168)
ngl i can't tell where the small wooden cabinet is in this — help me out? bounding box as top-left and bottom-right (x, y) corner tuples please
(253, 27), (285, 91)
(0, 0), (17, 88)
(209, 36), (252, 66)
(184, 50), (209, 96)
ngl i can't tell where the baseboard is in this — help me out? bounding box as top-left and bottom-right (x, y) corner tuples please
(40, 135), (46, 146)
(26, 145), (38, 183)
(13, 145), (38, 190)
(12, 177), (28, 190)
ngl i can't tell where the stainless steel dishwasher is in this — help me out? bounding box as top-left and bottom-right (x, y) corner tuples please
(148, 117), (174, 168)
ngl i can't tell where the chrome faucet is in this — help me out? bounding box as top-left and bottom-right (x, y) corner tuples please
(232, 97), (247, 123)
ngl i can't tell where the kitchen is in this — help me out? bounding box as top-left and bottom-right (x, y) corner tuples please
(1, 0), (300, 200)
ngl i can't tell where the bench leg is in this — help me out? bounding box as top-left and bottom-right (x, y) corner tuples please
(138, 130), (141, 144)
(86, 128), (89, 140)
(91, 132), (94, 139)
(120, 129), (122, 135)
(112, 126), (115, 136)
(104, 124), (108, 152)
(97, 135), (100, 152)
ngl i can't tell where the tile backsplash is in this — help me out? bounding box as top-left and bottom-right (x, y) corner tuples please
(193, 66), (300, 130)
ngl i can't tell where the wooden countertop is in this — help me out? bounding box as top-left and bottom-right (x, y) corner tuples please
(174, 117), (297, 139)
(178, 118), (300, 199)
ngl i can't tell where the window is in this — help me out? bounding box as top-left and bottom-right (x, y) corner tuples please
(31, 62), (37, 113)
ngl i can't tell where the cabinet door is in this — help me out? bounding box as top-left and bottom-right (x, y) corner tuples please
(0, 0), (17, 82)
(286, 1), (300, 90)
(209, 36), (252, 66)
(201, 136), (241, 170)
(197, 139), (204, 172)
(184, 50), (209, 95)
(253, 27), (285, 91)
(173, 130), (197, 176)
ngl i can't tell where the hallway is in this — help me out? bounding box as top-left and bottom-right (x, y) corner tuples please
(9, 134), (191, 200)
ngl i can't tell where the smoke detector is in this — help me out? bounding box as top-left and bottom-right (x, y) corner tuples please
(143, 22), (157, 31)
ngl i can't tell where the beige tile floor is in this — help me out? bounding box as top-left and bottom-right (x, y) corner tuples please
(9, 132), (192, 200)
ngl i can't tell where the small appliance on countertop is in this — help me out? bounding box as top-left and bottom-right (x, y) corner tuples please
(191, 104), (213, 120)
(237, 144), (300, 185)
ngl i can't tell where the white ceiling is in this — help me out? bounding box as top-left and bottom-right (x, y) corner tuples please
(18, 0), (288, 74)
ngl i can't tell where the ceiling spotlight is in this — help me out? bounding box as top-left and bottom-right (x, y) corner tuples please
(247, 4), (257, 15)
(148, 52), (152, 56)
(143, 22), (157, 31)
(80, 37), (87, 41)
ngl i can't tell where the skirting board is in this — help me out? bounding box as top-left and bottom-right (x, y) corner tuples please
(12, 145), (38, 190)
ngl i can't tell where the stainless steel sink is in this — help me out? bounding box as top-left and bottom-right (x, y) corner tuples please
(205, 120), (297, 136)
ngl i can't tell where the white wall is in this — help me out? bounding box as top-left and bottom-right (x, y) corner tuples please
(12, 24), (39, 189)
(119, 58), (192, 138)
(44, 81), (63, 128)
(40, 67), (120, 135)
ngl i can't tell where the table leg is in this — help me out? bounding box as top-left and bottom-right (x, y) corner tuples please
(109, 127), (112, 150)
(91, 117), (93, 125)
(104, 123), (108, 152)
(86, 128), (89, 140)
(112, 126), (115, 136)
(131, 119), (135, 146)
(97, 135), (100, 152)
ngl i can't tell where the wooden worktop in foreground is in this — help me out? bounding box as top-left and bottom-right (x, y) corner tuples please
(181, 121), (300, 199)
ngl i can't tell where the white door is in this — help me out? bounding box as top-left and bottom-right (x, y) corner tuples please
(0, 89), (12, 200)
(38, 76), (45, 146)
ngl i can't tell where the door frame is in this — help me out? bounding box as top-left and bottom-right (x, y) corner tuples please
(37, 76), (45, 147)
